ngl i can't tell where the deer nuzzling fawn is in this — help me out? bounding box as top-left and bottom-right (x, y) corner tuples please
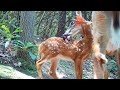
(36, 14), (92, 79)
(64, 11), (120, 79)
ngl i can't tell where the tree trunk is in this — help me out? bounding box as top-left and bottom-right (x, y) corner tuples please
(19, 11), (36, 43)
(56, 11), (66, 37)
(13, 11), (21, 27)
(17, 11), (36, 64)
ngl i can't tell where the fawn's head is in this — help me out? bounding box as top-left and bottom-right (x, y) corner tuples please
(63, 11), (92, 39)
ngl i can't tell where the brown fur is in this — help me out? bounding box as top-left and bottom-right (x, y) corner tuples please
(36, 22), (92, 79)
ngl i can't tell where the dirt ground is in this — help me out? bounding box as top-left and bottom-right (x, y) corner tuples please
(0, 52), (119, 79)
(41, 57), (119, 79)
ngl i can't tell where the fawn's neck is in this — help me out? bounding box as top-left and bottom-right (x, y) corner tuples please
(82, 24), (93, 46)
(77, 25), (93, 54)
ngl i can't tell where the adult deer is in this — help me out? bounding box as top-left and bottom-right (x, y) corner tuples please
(92, 11), (120, 79)
(36, 14), (92, 79)
(64, 11), (120, 79)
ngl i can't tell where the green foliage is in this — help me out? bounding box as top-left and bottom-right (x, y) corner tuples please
(107, 59), (118, 74)
(0, 11), (37, 61)
(36, 11), (92, 41)
(16, 58), (38, 77)
(1, 25), (22, 41)
(0, 11), (23, 42)
(14, 40), (37, 60)
(17, 58), (35, 70)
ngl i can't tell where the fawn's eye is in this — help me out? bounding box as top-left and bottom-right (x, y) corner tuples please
(70, 21), (75, 26)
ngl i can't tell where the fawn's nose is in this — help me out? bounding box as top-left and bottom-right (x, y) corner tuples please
(61, 34), (69, 39)
(61, 34), (72, 41)
(62, 34), (71, 38)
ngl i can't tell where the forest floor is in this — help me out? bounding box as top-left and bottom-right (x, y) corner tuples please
(0, 40), (119, 79)
(0, 64), (35, 79)
(0, 55), (119, 79)
(42, 56), (119, 79)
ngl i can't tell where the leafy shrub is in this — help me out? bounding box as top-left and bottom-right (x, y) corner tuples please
(107, 59), (118, 75)
(0, 11), (23, 48)
(14, 40), (37, 60)
(0, 11), (38, 63)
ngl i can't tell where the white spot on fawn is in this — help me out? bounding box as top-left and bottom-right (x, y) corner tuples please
(48, 45), (50, 47)
(81, 44), (83, 46)
(43, 42), (45, 44)
(79, 49), (81, 51)
(44, 44), (47, 46)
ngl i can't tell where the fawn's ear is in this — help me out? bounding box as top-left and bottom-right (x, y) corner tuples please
(76, 11), (82, 16)
(85, 21), (93, 33)
(86, 21), (92, 27)
(86, 21), (92, 25)
(76, 16), (85, 25)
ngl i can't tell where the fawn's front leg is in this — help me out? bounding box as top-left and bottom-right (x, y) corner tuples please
(75, 59), (83, 79)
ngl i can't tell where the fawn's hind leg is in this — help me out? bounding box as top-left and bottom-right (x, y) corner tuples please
(36, 54), (48, 79)
(49, 58), (59, 79)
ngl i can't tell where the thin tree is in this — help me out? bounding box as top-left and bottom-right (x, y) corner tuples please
(56, 11), (66, 37)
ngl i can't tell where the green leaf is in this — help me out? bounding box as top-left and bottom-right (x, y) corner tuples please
(1, 25), (6, 28)
(25, 42), (37, 48)
(7, 38), (11, 41)
(1, 25), (10, 34)
(114, 67), (118, 71)
(13, 34), (21, 38)
(0, 28), (2, 32)
(14, 40), (25, 47)
(14, 44), (23, 49)
(110, 60), (116, 64)
(7, 34), (14, 39)
(28, 52), (36, 60)
(13, 28), (23, 33)
(4, 20), (9, 23)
